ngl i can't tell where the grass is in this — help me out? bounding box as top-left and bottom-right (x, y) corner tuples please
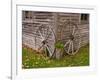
(22, 44), (89, 69)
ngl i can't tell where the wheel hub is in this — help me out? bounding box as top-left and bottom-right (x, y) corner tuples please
(42, 40), (47, 44)
(69, 34), (74, 40)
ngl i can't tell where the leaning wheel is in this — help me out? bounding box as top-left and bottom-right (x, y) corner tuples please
(34, 23), (56, 57)
(64, 22), (81, 55)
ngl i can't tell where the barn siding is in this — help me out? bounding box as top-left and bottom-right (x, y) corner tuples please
(22, 11), (89, 50)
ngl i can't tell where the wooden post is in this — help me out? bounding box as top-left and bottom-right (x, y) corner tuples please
(79, 14), (81, 24)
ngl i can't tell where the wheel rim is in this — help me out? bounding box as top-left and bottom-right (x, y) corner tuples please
(64, 22), (81, 55)
(34, 24), (56, 57)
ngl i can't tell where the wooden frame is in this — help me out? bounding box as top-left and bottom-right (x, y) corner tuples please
(11, 0), (97, 80)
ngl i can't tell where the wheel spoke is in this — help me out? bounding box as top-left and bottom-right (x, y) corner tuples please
(67, 40), (72, 53)
(44, 47), (47, 55)
(45, 32), (51, 41)
(45, 27), (53, 41)
(45, 27), (49, 39)
(45, 44), (52, 57)
(38, 29), (44, 40)
(72, 25), (76, 35)
(64, 40), (70, 47)
(71, 41), (74, 54)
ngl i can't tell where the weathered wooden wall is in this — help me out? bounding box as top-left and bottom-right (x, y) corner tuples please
(22, 11), (89, 50)
(22, 12), (56, 50)
(78, 24), (89, 46)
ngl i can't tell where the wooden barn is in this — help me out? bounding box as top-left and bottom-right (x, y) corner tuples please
(22, 11), (89, 58)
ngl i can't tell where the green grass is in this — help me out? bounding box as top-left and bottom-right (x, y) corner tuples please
(22, 44), (89, 69)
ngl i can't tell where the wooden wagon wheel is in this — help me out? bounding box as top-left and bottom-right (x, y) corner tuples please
(64, 22), (81, 55)
(34, 24), (56, 57)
